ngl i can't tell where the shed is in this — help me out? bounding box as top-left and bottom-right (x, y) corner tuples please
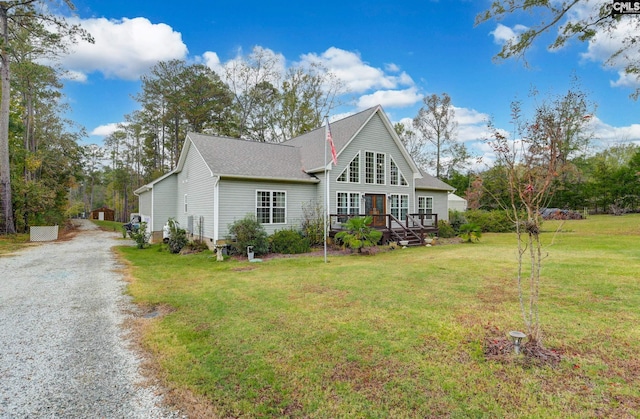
(448, 193), (467, 212)
(90, 206), (115, 221)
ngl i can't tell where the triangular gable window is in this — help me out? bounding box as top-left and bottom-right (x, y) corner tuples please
(390, 157), (408, 186)
(337, 152), (360, 183)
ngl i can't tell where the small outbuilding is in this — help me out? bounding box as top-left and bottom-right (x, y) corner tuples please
(90, 206), (115, 221)
(448, 193), (467, 212)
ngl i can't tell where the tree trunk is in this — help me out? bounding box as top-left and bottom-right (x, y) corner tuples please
(0, 6), (16, 234)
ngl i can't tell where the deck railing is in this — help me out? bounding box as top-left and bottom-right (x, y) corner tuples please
(329, 212), (439, 245)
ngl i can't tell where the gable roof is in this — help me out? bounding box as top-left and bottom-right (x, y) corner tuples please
(184, 133), (317, 183)
(415, 169), (456, 192)
(283, 107), (379, 172)
(137, 105), (455, 192)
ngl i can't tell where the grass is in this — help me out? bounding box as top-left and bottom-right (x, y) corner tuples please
(119, 214), (640, 417)
(91, 219), (127, 234)
(0, 232), (30, 255)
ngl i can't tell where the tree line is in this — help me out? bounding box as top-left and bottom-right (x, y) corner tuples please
(2, 0), (639, 235)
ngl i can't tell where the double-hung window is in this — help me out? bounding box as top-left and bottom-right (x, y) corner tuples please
(337, 192), (360, 216)
(390, 194), (409, 220)
(256, 190), (286, 224)
(418, 196), (433, 214)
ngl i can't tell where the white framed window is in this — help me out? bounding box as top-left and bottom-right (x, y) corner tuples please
(256, 190), (286, 224)
(365, 151), (385, 185)
(184, 194), (188, 213)
(390, 157), (408, 186)
(418, 196), (433, 214)
(337, 152), (360, 183)
(337, 192), (361, 215)
(390, 194), (409, 220)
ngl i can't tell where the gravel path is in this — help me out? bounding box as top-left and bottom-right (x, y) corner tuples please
(0, 220), (178, 418)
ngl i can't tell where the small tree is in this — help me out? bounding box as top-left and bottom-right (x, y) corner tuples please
(486, 88), (593, 345)
(335, 216), (383, 253)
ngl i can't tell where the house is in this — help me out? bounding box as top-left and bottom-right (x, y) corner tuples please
(134, 106), (455, 246)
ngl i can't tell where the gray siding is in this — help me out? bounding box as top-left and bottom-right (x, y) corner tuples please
(326, 113), (416, 213)
(415, 190), (450, 222)
(138, 190), (151, 219)
(218, 178), (317, 238)
(176, 142), (216, 239)
(153, 175), (177, 231)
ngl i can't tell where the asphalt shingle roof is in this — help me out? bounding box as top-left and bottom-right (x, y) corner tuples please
(187, 133), (316, 182)
(283, 106), (379, 172)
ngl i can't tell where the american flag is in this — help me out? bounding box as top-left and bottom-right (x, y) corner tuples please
(327, 121), (337, 165)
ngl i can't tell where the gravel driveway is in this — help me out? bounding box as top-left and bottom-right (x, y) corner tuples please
(0, 220), (178, 418)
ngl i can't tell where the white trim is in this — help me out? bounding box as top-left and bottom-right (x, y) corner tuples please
(255, 189), (287, 225)
(336, 151), (361, 184)
(336, 191), (361, 215)
(213, 176), (219, 242)
(364, 150), (386, 186)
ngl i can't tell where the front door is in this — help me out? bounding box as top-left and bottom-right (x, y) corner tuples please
(364, 194), (386, 227)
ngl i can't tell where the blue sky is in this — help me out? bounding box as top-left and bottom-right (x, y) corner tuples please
(55, 0), (640, 164)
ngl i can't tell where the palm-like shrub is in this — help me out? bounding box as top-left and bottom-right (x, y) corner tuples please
(458, 223), (482, 243)
(335, 216), (383, 253)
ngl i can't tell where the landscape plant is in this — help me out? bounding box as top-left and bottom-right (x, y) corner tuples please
(227, 214), (269, 256)
(486, 88), (593, 345)
(335, 216), (383, 253)
(269, 229), (310, 254)
(128, 221), (150, 249)
(458, 223), (482, 242)
(166, 218), (188, 254)
(300, 200), (325, 246)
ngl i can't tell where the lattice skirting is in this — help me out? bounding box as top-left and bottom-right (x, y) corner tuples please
(30, 226), (59, 242)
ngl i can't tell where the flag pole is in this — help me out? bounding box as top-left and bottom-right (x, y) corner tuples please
(324, 118), (328, 264)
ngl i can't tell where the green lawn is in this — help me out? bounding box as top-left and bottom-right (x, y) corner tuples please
(119, 214), (640, 417)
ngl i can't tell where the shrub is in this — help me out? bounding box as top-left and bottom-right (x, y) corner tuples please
(448, 210), (468, 232)
(270, 229), (311, 254)
(464, 209), (515, 233)
(227, 214), (269, 256)
(301, 200), (326, 246)
(128, 221), (150, 249)
(459, 223), (482, 243)
(437, 220), (456, 238)
(167, 218), (188, 254)
(335, 216), (383, 253)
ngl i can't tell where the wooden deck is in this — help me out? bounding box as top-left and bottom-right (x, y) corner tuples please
(329, 213), (439, 246)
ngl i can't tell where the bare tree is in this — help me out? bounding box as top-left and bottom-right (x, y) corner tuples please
(412, 93), (458, 179)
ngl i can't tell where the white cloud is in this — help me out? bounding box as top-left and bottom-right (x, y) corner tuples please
(357, 87), (422, 109)
(490, 23), (528, 45)
(60, 17), (188, 81)
(300, 47), (414, 93)
(588, 115), (640, 145)
(90, 123), (122, 137)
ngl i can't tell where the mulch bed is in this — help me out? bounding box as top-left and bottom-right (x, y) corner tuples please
(484, 334), (562, 367)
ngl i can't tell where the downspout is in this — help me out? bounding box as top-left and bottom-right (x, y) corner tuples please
(213, 176), (220, 243)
